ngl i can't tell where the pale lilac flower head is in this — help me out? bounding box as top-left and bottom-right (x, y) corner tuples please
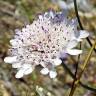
(4, 11), (89, 78)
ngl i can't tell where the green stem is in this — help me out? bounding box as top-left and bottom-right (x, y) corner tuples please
(69, 43), (81, 96)
(68, 39), (96, 96)
(62, 61), (96, 92)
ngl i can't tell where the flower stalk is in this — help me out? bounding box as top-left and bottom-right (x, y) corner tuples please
(73, 0), (96, 53)
(69, 39), (96, 96)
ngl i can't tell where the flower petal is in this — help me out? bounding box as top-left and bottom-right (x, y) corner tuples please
(79, 30), (89, 38)
(10, 39), (22, 47)
(15, 68), (25, 78)
(12, 63), (21, 68)
(58, 0), (68, 10)
(59, 51), (68, 59)
(49, 71), (57, 78)
(40, 68), (49, 75)
(22, 64), (32, 69)
(24, 68), (33, 75)
(53, 58), (62, 66)
(10, 39), (17, 46)
(66, 49), (82, 55)
(38, 15), (44, 21)
(67, 40), (78, 49)
(4, 56), (17, 63)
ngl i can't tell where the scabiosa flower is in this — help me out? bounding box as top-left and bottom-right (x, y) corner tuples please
(4, 10), (89, 78)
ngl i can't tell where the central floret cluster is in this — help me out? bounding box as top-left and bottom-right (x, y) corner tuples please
(4, 11), (89, 78)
